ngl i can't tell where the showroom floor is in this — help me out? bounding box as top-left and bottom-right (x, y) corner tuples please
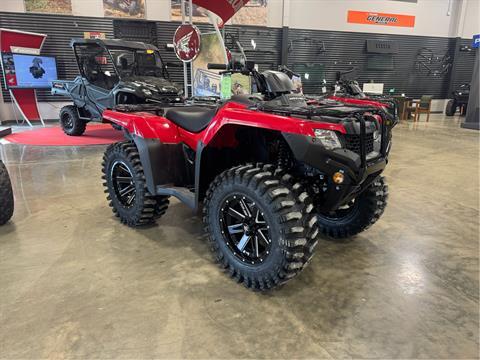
(0, 114), (478, 359)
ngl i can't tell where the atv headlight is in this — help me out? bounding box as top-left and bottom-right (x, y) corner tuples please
(314, 129), (342, 150)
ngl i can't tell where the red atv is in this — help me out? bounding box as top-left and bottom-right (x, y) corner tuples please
(101, 61), (396, 290)
(286, 66), (398, 122)
(327, 68), (399, 121)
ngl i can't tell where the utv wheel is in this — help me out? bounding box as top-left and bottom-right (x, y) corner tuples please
(60, 105), (87, 136)
(203, 164), (319, 291)
(0, 160), (14, 225)
(316, 176), (388, 239)
(102, 141), (169, 227)
(445, 99), (456, 116)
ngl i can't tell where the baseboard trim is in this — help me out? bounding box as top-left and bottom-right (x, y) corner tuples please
(0, 119), (58, 126)
(461, 122), (480, 130)
(0, 127), (12, 138)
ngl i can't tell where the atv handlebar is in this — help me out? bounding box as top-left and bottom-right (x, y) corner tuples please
(207, 63), (228, 70)
(278, 65), (300, 79)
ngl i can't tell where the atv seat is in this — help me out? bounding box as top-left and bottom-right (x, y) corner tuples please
(165, 106), (217, 133)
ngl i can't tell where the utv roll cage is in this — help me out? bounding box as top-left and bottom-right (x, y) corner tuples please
(70, 38), (171, 81)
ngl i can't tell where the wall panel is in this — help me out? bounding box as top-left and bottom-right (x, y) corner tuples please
(287, 28), (457, 98)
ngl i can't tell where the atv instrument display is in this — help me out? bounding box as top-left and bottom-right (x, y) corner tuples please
(52, 38), (183, 136)
(101, 59), (396, 290)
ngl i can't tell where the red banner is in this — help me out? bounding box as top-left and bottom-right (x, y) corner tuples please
(347, 10), (415, 28)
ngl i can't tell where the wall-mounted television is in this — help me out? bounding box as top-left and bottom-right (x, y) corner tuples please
(1, 53), (58, 89)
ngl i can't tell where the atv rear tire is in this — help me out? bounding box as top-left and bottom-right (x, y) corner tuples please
(203, 164), (319, 291)
(316, 176), (388, 239)
(102, 141), (169, 227)
(445, 99), (457, 116)
(0, 160), (14, 225)
(60, 105), (86, 136)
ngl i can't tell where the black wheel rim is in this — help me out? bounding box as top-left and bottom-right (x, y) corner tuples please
(111, 160), (136, 208)
(322, 199), (359, 220)
(219, 193), (272, 265)
(61, 112), (74, 130)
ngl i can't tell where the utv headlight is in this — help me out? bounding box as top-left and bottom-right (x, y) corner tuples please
(314, 129), (342, 150)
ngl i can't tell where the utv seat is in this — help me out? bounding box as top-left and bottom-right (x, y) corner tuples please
(165, 106), (217, 133)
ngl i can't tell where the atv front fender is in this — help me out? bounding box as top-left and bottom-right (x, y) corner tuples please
(282, 132), (387, 211)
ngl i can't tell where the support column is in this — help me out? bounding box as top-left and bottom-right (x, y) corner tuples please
(461, 48), (479, 130)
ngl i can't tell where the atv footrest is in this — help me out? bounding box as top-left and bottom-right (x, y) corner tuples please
(156, 185), (195, 209)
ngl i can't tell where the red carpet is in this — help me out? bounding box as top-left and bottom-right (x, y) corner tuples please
(4, 124), (124, 146)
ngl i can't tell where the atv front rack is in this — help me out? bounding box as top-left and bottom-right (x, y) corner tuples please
(255, 103), (384, 122)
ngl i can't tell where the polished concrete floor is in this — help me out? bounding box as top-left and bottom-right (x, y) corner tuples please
(0, 114), (478, 359)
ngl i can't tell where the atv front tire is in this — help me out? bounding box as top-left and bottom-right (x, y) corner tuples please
(445, 99), (457, 116)
(316, 176), (388, 239)
(102, 141), (169, 227)
(60, 105), (86, 136)
(203, 164), (319, 291)
(0, 160), (14, 225)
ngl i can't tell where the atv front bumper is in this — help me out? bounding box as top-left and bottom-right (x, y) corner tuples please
(283, 127), (390, 212)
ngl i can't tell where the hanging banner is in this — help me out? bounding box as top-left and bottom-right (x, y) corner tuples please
(171, 0), (266, 26)
(347, 10), (415, 28)
(192, 0), (250, 25)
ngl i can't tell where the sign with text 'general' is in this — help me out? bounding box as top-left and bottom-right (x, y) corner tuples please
(347, 10), (415, 28)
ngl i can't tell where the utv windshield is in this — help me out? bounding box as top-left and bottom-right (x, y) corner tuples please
(108, 47), (165, 78)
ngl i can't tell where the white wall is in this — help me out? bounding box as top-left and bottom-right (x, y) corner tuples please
(0, 0), (171, 21)
(460, 0), (480, 38)
(287, 0), (461, 37)
(0, 0), (473, 37)
(2, 0), (24, 13)
(144, 0), (171, 21)
(71, 0), (103, 18)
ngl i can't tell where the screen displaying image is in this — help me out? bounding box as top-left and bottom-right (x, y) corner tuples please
(7, 54), (58, 89)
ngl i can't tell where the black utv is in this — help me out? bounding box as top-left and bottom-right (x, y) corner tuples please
(445, 83), (470, 116)
(52, 38), (183, 136)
